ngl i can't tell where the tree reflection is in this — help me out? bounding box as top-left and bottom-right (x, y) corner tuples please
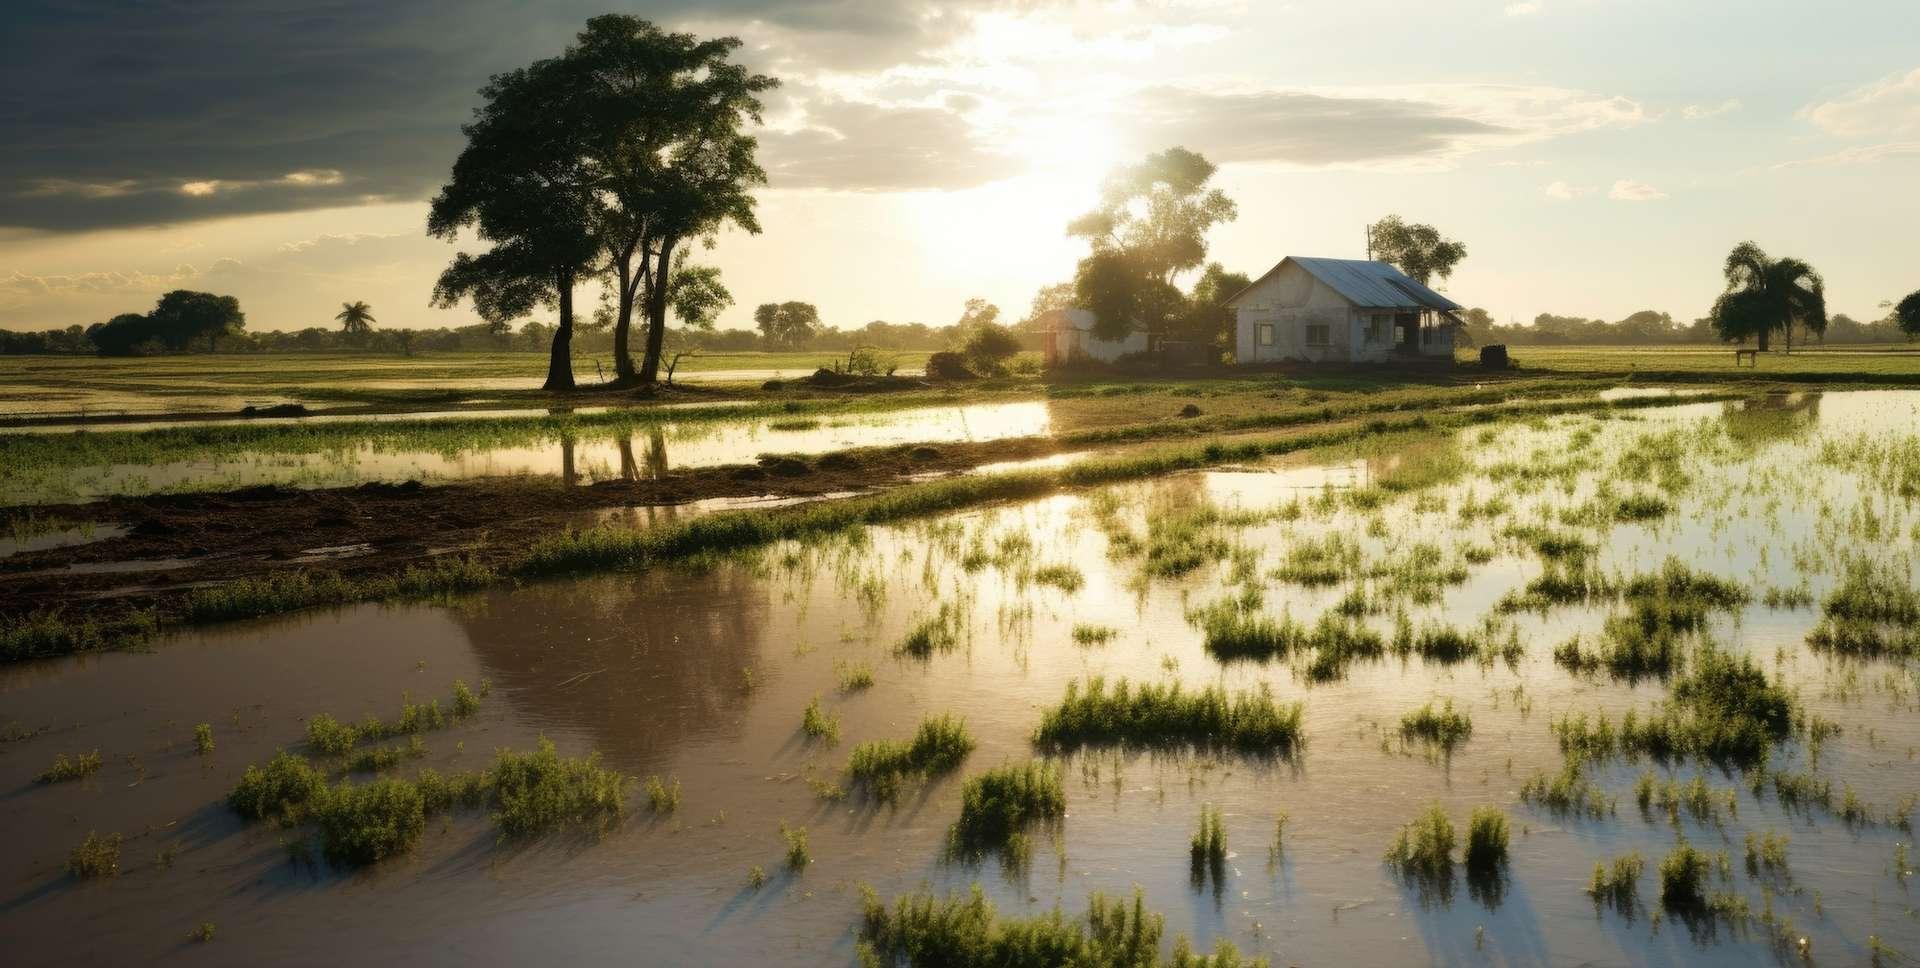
(449, 567), (768, 774)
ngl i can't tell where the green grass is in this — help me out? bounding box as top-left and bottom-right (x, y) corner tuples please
(1070, 623), (1118, 646)
(897, 602), (965, 658)
(1658, 838), (1721, 909)
(1385, 803), (1455, 878)
(1398, 700), (1472, 751)
(189, 922), (216, 943)
(1190, 802), (1227, 866)
(67, 831), (122, 878)
(1744, 830), (1791, 880)
(1519, 761), (1615, 819)
(858, 884), (1268, 967)
(644, 775), (681, 813)
(1033, 677), (1304, 755)
(1551, 649), (1796, 767)
(837, 661), (876, 691)
(35, 749), (102, 784)
(846, 714), (975, 800)
(1464, 806), (1509, 875)
(801, 696), (841, 744)
(781, 821), (810, 870)
(1588, 852), (1645, 911)
(303, 680), (488, 756)
(344, 736), (428, 774)
(949, 762), (1067, 860)
(193, 723), (215, 755)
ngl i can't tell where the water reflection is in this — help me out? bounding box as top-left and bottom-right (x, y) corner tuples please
(449, 568), (771, 773)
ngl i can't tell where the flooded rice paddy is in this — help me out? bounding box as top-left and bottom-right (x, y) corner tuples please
(0, 400), (1051, 504)
(5, 391), (1920, 964)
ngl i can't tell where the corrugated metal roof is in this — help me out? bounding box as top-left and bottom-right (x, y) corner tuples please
(1228, 257), (1462, 311)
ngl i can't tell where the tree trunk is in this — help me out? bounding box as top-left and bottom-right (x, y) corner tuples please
(544, 271), (576, 391)
(611, 248), (638, 382)
(637, 237), (677, 384)
(1756, 328), (1770, 353)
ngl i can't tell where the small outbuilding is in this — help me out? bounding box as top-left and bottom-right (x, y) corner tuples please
(1040, 308), (1148, 365)
(1228, 257), (1462, 365)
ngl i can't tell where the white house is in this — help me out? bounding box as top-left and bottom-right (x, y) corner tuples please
(1228, 257), (1462, 365)
(1040, 307), (1148, 365)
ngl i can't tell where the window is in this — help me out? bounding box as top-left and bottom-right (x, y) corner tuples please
(1365, 314), (1389, 344)
(1256, 323), (1274, 347)
(1305, 323), (1331, 346)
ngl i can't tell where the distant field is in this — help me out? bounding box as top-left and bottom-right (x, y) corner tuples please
(0, 350), (940, 418)
(1496, 343), (1920, 378)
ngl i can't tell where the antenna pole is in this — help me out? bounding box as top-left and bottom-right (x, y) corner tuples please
(1364, 222), (1372, 261)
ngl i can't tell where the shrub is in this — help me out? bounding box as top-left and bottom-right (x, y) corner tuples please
(951, 762), (1066, 857)
(68, 831), (122, 878)
(1385, 802), (1455, 877)
(314, 778), (427, 866)
(1658, 839), (1717, 909)
(847, 714), (975, 800)
(1399, 700), (1472, 751)
(487, 738), (629, 837)
(36, 749), (102, 784)
(1464, 806), (1509, 874)
(228, 751), (327, 821)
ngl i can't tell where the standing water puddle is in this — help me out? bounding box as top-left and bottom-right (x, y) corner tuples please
(0, 400), (1051, 504)
(4, 390), (1920, 964)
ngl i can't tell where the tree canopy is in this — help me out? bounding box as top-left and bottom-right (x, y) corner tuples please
(1068, 147), (1237, 341)
(335, 301), (376, 338)
(1368, 216), (1467, 286)
(754, 301), (821, 349)
(428, 46), (601, 390)
(85, 290), (245, 355)
(1708, 242), (1827, 352)
(1895, 290), (1920, 340)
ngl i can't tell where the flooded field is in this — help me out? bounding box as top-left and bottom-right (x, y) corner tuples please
(0, 400), (1051, 504)
(5, 390), (1920, 965)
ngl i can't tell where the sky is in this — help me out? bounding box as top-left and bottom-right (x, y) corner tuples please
(2, 0), (1917, 335)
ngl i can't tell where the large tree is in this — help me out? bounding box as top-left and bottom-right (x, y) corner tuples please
(1068, 147), (1236, 341)
(1180, 263), (1253, 356)
(1367, 216), (1467, 286)
(1708, 242), (1827, 352)
(558, 16), (776, 384)
(429, 46), (601, 390)
(1895, 290), (1920, 340)
(152, 290), (245, 351)
(754, 301), (821, 349)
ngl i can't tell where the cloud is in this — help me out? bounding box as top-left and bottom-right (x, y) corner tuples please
(1680, 99), (1742, 120)
(1504, 2), (1541, 16)
(1773, 141), (1920, 169)
(1801, 67), (1920, 136)
(1121, 84), (1643, 170)
(0, 266), (203, 309)
(1543, 180), (1594, 199)
(762, 97), (1023, 190)
(0, 1), (1058, 232)
(1608, 178), (1667, 201)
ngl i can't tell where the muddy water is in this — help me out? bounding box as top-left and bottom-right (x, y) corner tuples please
(1, 400), (1051, 504)
(4, 391), (1920, 965)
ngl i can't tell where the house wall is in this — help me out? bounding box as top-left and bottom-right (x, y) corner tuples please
(1049, 308), (1147, 364)
(1232, 262), (1362, 364)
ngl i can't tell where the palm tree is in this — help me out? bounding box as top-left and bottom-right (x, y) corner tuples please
(335, 301), (377, 338)
(1708, 243), (1826, 352)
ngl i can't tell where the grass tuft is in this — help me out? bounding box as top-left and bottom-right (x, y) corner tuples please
(950, 761), (1066, 859)
(1033, 677), (1304, 754)
(67, 831), (122, 878)
(847, 714), (975, 800)
(35, 749), (102, 784)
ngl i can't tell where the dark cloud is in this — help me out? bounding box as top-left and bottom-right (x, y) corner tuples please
(762, 98), (1020, 191)
(0, 0), (1032, 232)
(1125, 87), (1509, 166)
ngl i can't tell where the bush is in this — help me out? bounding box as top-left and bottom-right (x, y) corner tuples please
(925, 351), (978, 380)
(1480, 345), (1510, 369)
(315, 778), (427, 866)
(961, 323), (1022, 375)
(228, 751), (327, 821)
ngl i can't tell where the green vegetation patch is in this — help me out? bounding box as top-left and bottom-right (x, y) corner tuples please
(858, 885), (1267, 967)
(949, 761), (1066, 860)
(1033, 677), (1304, 755)
(847, 714), (975, 800)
